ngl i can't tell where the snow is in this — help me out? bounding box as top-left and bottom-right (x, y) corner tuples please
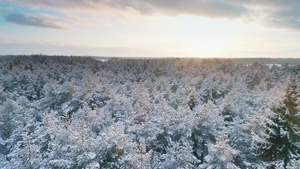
(0, 56), (299, 168)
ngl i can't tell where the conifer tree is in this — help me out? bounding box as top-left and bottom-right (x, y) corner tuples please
(258, 113), (300, 166)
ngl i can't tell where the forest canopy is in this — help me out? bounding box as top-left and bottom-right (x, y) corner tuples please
(0, 55), (300, 168)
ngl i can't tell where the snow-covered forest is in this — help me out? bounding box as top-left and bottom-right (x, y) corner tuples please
(0, 55), (300, 169)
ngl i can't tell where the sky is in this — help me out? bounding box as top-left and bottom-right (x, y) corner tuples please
(0, 0), (300, 58)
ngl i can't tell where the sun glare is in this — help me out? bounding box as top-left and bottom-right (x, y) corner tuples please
(174, 16), (243, 55)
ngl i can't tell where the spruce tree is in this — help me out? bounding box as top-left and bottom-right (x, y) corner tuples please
(259, 113), (300, 166)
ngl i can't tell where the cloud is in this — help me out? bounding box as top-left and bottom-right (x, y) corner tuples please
(5, 0), (300, 30)
(140, 0), (249, 18)
(231, 0), (300, 30)
(263, 7), (300, 30)
(7, 0), (250, 18)
(5, 13), (68, 29)
(264, 17), (300, 31)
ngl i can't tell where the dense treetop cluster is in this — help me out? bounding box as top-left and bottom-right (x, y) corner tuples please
(0, 55), (299, 168)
